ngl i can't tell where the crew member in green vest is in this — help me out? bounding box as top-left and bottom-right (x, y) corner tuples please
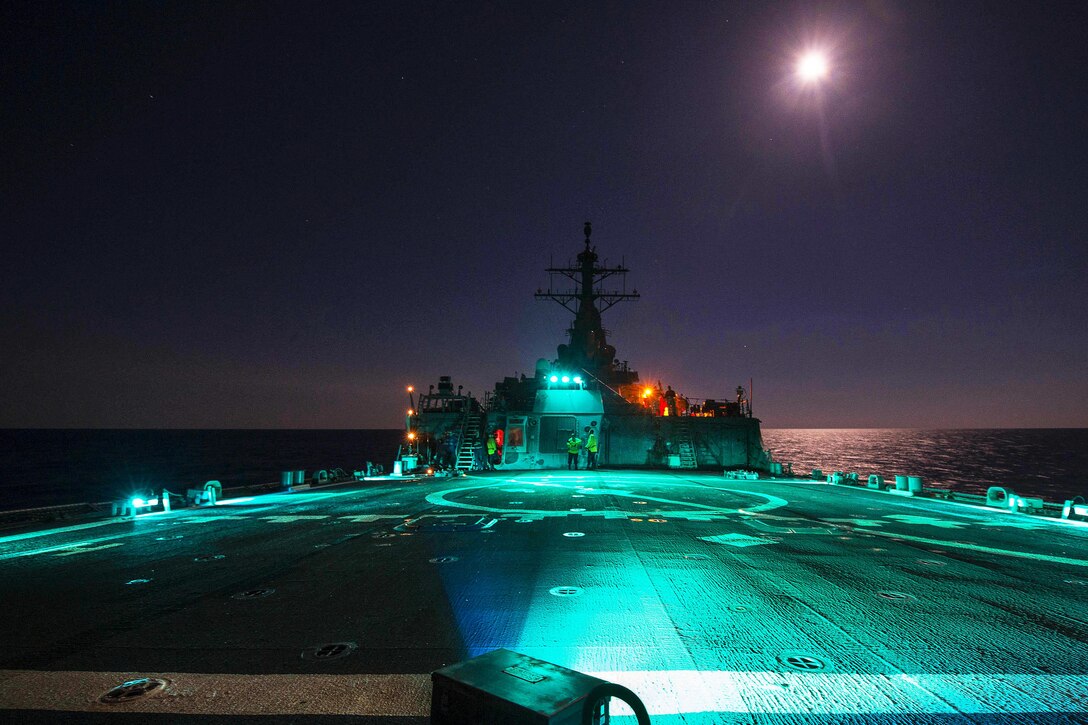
(585, 427), (599, 469)
(565, 433), (583, 470)
(486, 433), (498, 470)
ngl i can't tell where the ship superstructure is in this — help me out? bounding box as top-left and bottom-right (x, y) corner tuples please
(534, 220), (641, 404)
(402, 224), (771, 474)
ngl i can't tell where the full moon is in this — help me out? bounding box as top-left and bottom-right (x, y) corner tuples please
(797, 51), (829, 82)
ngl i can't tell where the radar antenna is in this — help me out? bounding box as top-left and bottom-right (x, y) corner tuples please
(534, 222), (639, 374)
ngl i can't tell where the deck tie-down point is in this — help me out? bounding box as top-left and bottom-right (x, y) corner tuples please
(99, 677), (169, 704)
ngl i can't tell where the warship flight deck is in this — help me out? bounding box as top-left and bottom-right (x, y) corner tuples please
(1, 470), (1086, 723)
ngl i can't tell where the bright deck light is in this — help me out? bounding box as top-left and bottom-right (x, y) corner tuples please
(573, 376), (582, 384)
(550, 375), (559, 382)
(797, 51), (828, 82)
(561, 375), (570, 383)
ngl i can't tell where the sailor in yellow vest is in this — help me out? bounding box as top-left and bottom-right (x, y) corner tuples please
(485, 433), (498, 470)
(565, 433), (583, 470)
(585, 427), (599, 469)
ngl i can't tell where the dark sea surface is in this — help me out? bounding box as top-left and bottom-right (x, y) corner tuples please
(0, 429), (404, 512)
(0, 428), (1085, 512)
(761, 428), (1088, 502)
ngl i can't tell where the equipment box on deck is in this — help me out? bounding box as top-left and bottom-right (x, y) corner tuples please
(431, 649), (608, 724)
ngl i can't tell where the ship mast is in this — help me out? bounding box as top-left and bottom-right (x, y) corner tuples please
(535, 222), (639, 376)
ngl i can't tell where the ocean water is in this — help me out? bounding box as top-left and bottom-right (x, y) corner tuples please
(0, 429), (404, 512)
(761, 428), (1088, 502)
(0, 428), (1084, 512)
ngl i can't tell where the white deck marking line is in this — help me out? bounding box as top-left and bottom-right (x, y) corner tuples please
(0, 518), (125, 545)
(0, 670), (1085, 716)
(0, 530), (163, 561)
(337, 514), (411, 522)
(259, 515), (330, 523)
(0, 486), (377, 548)
(174, 515), (252, 524)
(0, 497), (365, 560)
(868, 529), (1088, 567)
(588, 670), (1088, 716)
(0, 500), (302, 546)
(51, 543), (124, 557)
(0, 509), (275, 561)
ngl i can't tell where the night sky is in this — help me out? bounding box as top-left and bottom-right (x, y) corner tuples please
(2, 1), (1086, 429)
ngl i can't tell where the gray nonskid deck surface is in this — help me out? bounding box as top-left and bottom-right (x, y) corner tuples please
(0, 470), (1085, 723)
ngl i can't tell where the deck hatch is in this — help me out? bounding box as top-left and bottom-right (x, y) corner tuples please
(549, 586), (583, 597)
(232, 588), (275, 600)
(99, 677), (168, 704)
(779, 654), (828, 671)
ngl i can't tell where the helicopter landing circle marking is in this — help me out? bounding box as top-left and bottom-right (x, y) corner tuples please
(424, 480), (787, 518)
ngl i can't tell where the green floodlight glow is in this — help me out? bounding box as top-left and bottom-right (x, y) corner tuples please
(575, 669), (1088, 717)
(550, 375), (559, 382)
(573, 376), (582, 384)
(561, 375), (570, 383)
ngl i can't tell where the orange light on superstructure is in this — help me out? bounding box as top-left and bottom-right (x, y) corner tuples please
(407, 386), (414, 393)
(407, 432), (416, 440)
(407, 409), (414, 416)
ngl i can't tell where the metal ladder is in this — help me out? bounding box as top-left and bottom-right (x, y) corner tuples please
(675, 417), (698, 469)
(455, 414), (482, 472)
